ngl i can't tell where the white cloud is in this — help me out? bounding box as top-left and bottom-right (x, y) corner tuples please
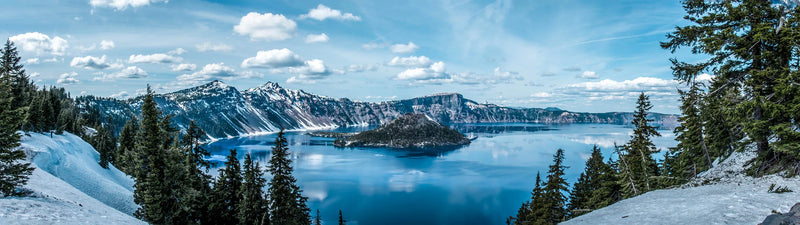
(286, 59), (332, 84)
(345, 64), (379, 73)
(70, 55), (121, 70)
(531, 92), (552, 98)
(396, 61), (448, 81)
(9, 32), (68, 56)
(362, 42), (384, 50)
(696, 73), (715, 83)
(304, 33), (330, 43)
(241, 48), (305, 68)
(168, 48), (187, 55)
(109, 91), (129, 99)
(387, 56), (432, 67)
(89, 0), (167, 10)
(391, 42), (419, 54)
(100, 40), (115, 50)
(171, 63), (197, 72)
(567, 77), (677, 93)
(178, 63), (243, 82)
(57, 72), (80, 84)
(25, 58), (40, 65)
(94, 66), (148, 81)
(128, 53), (182, 64)
(578, 70), (599, 79)
(196, 42), (233, 52)
(234, 12), (296, 41)
(300, 4), (361, 21)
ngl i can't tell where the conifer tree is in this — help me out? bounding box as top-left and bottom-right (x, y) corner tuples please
(268, 130), (311, 225)
(338, 210), (345, 225)
(672, 82), (711, 181)
(1, 40), (32, 112)
(177, 120), (212, 224)
(94, 124), (116, 169)
(568, 146), (614, 217)
(542, 149), (568, 224)
(586, 158), (621, 210)
(314, 209), (322, 225)
(239, 153), (267, 225)
(618, 93), (660, 197)
(0, 66), (33, 197)
(210, 149), (243, 225)
(116, 117), (139, 175)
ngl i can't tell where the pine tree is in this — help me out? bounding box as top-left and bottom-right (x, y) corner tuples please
(268, 130), (311, 225)
(314, 209), (322, 225)
(568, 146), (617, 217)
(94, 124), (116, 169)
(338, 210), (345, 225)
(542, 149), (568, 224)
(586, 158), (621, 210)
(239, 153), (268, 225)
(672, 82), (711, 181)
(177, 120), (212, 224)
(116, 117), (139, 175)
(0, 65), (33, 197)
(618, 93), (661, 197)
(210, 149), (243, 225)
(662, 0), (800, 175)
(1, 40), (32, 112)
(513, 201), (530, 225)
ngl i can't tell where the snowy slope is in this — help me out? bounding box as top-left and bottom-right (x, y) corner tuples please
(0, 167), (144, 225)
(19, 132), (138, 215)
(562, 149), (800, 225)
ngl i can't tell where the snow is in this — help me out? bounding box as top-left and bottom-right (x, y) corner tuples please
(0, 132), (143, 224)
(562, 148), (800, 225)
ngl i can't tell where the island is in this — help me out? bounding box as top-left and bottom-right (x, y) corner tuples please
(328, 113), (472, 148)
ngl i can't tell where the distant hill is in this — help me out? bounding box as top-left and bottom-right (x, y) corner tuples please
(333, 113), (471, 148)
(76, 80), (679, 139)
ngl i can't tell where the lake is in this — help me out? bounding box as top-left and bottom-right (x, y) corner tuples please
(204, 123), (678, 225)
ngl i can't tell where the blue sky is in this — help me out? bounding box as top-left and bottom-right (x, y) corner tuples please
(1, 0), (703, 114)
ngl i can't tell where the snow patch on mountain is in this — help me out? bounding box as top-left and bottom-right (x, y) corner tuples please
(562, 148), (800, 225)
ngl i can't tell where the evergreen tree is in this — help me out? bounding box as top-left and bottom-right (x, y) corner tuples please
(513, 201), (530, 225)
(586, 158), (621, 210)
(338, 210), (345, 225)
(542, 149), (568, 224)
(0, 65), (33, 197)
(210, 149), (243, 225)
(662, 0), (800, 175)
(116, 117), (139, 175)
(568, 146), (618, 217)
(1, 40), (32, 112)
(672, 82), (711, 181)
(239, 153), (267, 225)
(618, 93), (661, 197)
(314, 209), (321, 225)
(94, 124), (116, 169)
(268, 130), (311, 225)
(178, 120), (212, 225)
(514, 171), (548, 225)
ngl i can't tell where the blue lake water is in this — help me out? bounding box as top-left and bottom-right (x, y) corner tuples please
(204, 123), (677, 225)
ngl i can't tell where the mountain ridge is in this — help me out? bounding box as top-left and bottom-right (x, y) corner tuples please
(75, 80), (679, 139)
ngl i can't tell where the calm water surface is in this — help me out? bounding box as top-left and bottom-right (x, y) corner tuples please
(204, 123), (677, 225)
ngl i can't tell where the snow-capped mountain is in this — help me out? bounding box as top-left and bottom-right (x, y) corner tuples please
(76, 80), (678, 139)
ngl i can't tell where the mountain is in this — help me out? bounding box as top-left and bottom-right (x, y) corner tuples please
(75, 80), (679, 139)
(333, 113), (471, 148)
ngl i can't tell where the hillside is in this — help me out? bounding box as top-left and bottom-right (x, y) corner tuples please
(76, 80), (679, 139)
(333, 113), (471, 148)
(561, 148), (800, 225)
(0, 132), (142, 224)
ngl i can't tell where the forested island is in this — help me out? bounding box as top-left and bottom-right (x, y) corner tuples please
(328, 113), (471, 148)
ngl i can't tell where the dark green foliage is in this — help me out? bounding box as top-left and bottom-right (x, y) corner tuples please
(542, 149), (569, 224)
(513, 172), (547, 225)
(617, 93), (661, 197)
(768, 183), (793, 193)
(268, 130), (311, 225)
(338, 210), (345, 225)
(92, 124), (116, 169)
(1, 40), (33, 112)
(115, 117), (139, 175)
(314, 209), (321, 225)
(567, 146), (612, 218)
(239, 153), (268, 225)
(0, 60), (33, 197)
(337, 113), (470, 148)
(662, 0), (800, 175)
(670, 82), (711, 181)
(210, 149), (243, 225)
(177, 120), (212, 225)
(585, 158), (621, 210)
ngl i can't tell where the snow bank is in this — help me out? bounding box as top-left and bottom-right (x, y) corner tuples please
(562, 149), (800, 225)
(0, 167), (144, 224)
(17, 132), (138, 215)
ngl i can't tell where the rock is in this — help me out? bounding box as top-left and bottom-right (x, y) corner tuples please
(761, 203), (800, 225)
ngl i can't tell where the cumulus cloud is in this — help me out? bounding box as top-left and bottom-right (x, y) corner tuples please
(100, 40), (115, 50)
(241, 48), (305, 68)
(70, 55), (121, 70)
(387, 56), (432, 67)
(9, 32), (68, 56)
(25, 58), (40, 65)
(171, 63), (197, 72)
(178, 63), (247, 82)
(531, 92), (553, 98)
(396, 64), (521, 86)
(196, 42), (233, 52)
(109, 91), (129, 99)
(168, 48), (187, 55)
(558, 77), (679, 102)
(94, 66), (148, 81)
(304, 33), (330, 43)
(128, 53), (182, 64)
(234, 12), (296, 41)
(396, 61), (448, 81)
(578, 70), (599, 79)
(89, 0), (167, 10)
(300, 4), (361, 21)
(696, 73), (715, 83)
(57, 72), (80, 84)
(286, 59), (332, 84)
(391, 42), (419, 54)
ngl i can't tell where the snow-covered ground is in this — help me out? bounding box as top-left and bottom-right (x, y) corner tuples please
(0, 132), (143, 224)
(562, 149), (800, 225)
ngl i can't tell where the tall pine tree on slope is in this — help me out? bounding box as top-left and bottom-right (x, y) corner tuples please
(0, 61), (32, 197)
(618, 93), (660, 197)
(116, 117), (139, 175)
(178, 120), (212, 225)
(268, 130), (311, 225)
(210, 149), (243, 225)
(239, 153), (268, 225)
(1, 40), (32, 112)
(672, 82), (711, 181)
(543, 149), (568, 224)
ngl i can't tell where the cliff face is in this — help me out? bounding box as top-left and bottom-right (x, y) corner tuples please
(76, 80), (679, 139)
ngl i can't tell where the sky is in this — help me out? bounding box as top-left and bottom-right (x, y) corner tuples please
(0, 0), (708, 114)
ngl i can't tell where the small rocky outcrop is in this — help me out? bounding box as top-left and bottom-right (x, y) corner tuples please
(761, 203), (800, 225)
(333, 113), (471, 148)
